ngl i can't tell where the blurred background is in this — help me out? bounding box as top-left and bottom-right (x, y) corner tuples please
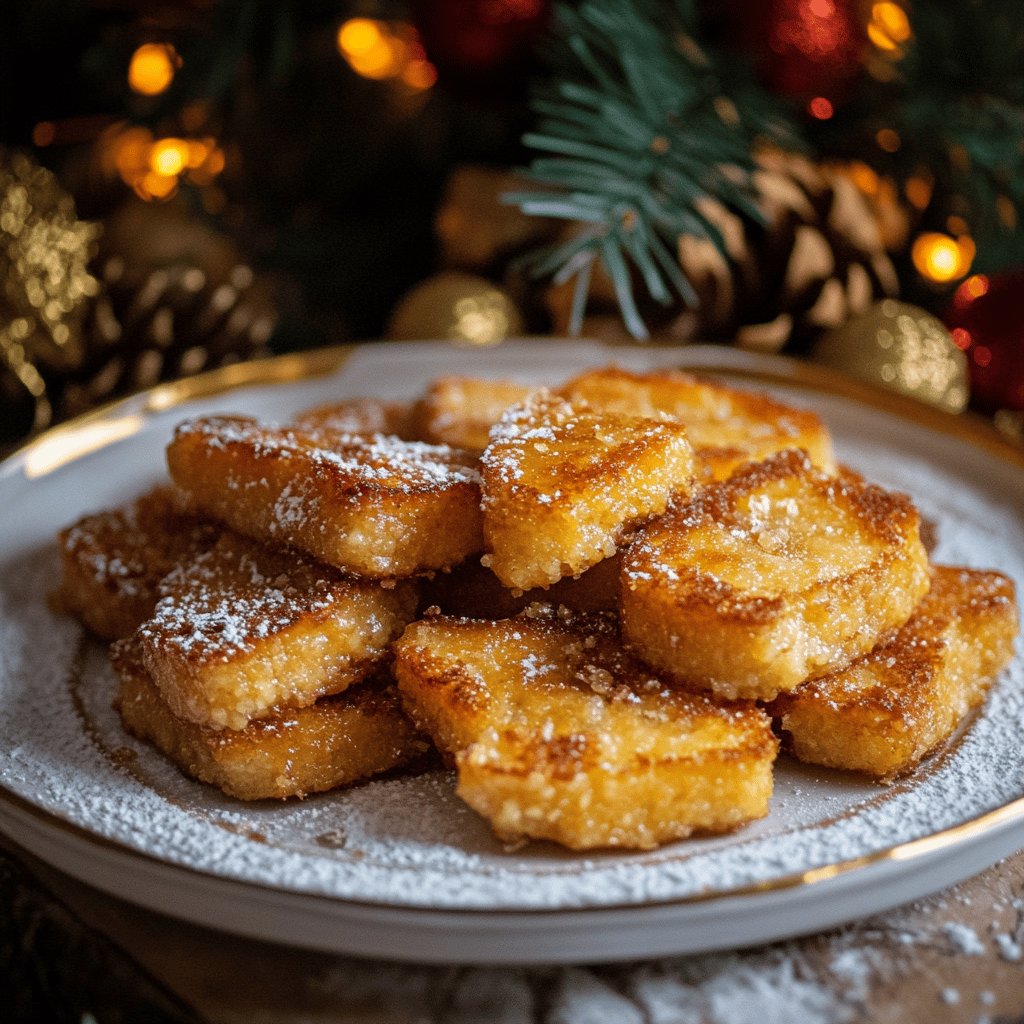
(2, 0), (1023, 450)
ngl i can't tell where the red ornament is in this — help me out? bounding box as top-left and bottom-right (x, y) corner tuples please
(413, 0), (549, 93)
(728, 0), (865, 112)
(946, 270), (1024, 413)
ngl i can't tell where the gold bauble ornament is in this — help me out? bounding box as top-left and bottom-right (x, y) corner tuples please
(386, 272), (524, 346)
(0, 149), (101, 438)
(812, 299), (969, 413)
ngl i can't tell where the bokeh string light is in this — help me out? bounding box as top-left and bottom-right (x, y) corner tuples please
(336, 18), (437, 90)
(912, 232), (974, 285)
(127, 43), (180, 97)
(99, 124), (225, 203)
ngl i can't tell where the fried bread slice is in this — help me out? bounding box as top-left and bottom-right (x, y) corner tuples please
(167, 415), (483, 578)
(291, 397), (420, 440)
(55, 486), (217, 640)
(770, 567), (1018, 779)
(562, 366), (835, 481)
(136, 532), (417, 730)
(113, 639), (430, 799)
(621, 449), (930, 700)
(423, 553), (620, 620)
(417, 376), (535, 454)
(393, 608), (777, 850)
(480, 391), (695, 591)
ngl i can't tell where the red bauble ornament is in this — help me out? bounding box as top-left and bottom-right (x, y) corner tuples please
(946, 270), (1024, 413)
(413, 0), (549, 93)
(727, 0), (865, 110)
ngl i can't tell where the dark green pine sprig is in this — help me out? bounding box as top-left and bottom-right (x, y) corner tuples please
(506, 0), (794, 339)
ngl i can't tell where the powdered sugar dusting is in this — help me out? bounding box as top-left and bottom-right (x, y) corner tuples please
(2, 348), (1023, 930)
(176, 416), (481, 498)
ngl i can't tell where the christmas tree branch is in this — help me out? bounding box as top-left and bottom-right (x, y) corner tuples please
(508, 0), (791, 338)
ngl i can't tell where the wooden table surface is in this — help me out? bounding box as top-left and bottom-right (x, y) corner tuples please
(4, 835), (1024, 1023)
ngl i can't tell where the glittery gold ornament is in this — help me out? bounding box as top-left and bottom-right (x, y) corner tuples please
(0, 150), (101, 438)
(386, 272), (524, 346)
(812, 299), (969, 413)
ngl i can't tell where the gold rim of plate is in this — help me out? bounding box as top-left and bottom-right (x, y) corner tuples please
(3, 337), (1023, 916)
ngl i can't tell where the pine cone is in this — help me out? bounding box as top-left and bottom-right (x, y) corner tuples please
(546, 150), (899, 352)
(57, 254), (275, 421)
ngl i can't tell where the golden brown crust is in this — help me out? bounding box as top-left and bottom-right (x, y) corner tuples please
(621, 449), (931, 700)
(393, 608), (777, 850)
(54, 486), (218, 640)
(416, 376), (535, 453)
(480, 391), (695, 590)
(136, 531), (418, 730)
(113, 639), (430, 800)
(562, 365), (835, 481)
(166, 415), (483, 578)
(770, 566), (1019, 779)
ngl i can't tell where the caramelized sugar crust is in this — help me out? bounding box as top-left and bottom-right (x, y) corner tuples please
(423, 553), (621, 620)
(55, 486), (217, 640)
(113, 640), (429, 800)
(167, 415), (483, 578)
(480, 391), (695, 591)
(562, 366), (835, 482)
(621, 449), (931, 700)
(291, 397), (421, 440)
(771, 567), (1019, 779)
(136, 532), (417, 730)
(417, 376), (535, 454)
(393, 608), (777, 850)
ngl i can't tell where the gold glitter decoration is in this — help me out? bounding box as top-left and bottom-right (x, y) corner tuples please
(1, 150), (101, 435)
(386, 272), (524, 346)
(812, 299), (969, 413)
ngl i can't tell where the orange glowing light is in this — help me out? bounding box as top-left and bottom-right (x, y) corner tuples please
(912, 233), (971, 283)
(149, 137), (189, 177)
(337, 18), (385, 56)
(337, 18), (405, 79)
(946, 215), (968, 236)
(128, 43), (179, 96)
(868, 2), (911, 51)
(964, 275), (990, 300)
(904, 176), (932, 210)
(136, 171), (178, 201)
(402, 59), (438, 90)
(808, 96), (834, 120)
(848, 161), (880, 195)
(876, 128), (901, 152)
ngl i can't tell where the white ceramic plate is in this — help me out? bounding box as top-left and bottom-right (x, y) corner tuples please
(1, 340), (1022, 965)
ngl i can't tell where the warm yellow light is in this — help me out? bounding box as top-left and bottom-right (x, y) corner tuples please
(912, 233), (971, 283)
(128, 43), (179, 96)
(869, 3), (911, 50)
(337, 18), (385, 57)
(149, 138), (189, 177)
(350, 38), (405, 79)
(337, 18), (411, 80)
